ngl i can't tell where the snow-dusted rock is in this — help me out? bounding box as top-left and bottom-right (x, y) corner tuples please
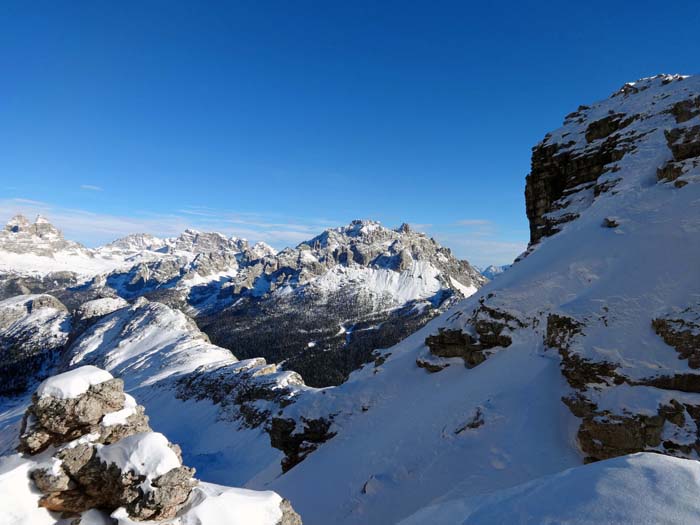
(36, 365), (113, 399)
(6, 365), (302, 524)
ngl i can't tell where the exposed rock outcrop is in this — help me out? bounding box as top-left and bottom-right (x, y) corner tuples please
(425, 298), (524, 369)
(269, 417), (336, 473)
(16, 365), (302, 523)
(653, 306), (700, 368)
(19, 366), (194, 520)
(524, 74), (698, 246)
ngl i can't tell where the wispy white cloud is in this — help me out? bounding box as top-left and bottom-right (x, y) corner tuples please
(455, 219), (493, 226)
(427, 219), (528, 267)
(0, 198), (335, 250)
(0, 197), (528, 266)
(80, 184), (103, 191)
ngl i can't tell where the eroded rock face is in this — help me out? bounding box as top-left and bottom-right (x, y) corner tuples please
(653, 306), (700, 368)
(19, 366), (197, 521)
(19, 377), (127, 453)
(525, 131), (632, 244)
(525, 74), (700, 246)
(545, 311), (700, 464)
(424, 299), (524, 369)
(269, 417), (336, 473)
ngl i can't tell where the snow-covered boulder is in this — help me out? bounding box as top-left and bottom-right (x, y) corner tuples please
(6, 365), (302, 524)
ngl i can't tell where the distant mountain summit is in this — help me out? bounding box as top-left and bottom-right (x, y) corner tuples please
(1, 214), (88, 257)
(480, 264), (510, 280)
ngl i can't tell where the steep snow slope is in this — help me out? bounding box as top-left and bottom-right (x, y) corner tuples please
(399, 453), (700, 525)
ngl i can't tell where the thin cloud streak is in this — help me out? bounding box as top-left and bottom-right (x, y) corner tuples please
(0, 198), (335, 250)
(0, 198), (528, 266)
(80, 184), (103, 191)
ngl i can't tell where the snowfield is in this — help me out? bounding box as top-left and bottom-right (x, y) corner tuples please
(399, 453), (700, 525)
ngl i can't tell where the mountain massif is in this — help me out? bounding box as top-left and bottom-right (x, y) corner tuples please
(0, 217), (485, 386)
(2, 73), (700, 524)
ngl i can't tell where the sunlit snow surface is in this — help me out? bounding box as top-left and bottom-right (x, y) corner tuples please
(36, 365), (112, 399)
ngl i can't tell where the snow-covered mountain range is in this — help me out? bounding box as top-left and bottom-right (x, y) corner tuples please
(0, 217), (485, 386)
(2, 73), (700, 524)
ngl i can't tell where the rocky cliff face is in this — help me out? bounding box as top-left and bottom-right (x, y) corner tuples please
(525, 74), (700, 245)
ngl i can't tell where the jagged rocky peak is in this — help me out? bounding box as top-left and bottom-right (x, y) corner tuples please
(105, 232), (167, 252)
(525, 73), (700, 245)
(4, 365), (301, 524)
(4, 213), (31, 232)
(295, 218), (484, 284)
(480, 264), (510, 280)
(0, 214), (87, 256)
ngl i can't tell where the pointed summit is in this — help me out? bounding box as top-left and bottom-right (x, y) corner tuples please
(4, 214), (30, 233)
(397, 222), (411, 234)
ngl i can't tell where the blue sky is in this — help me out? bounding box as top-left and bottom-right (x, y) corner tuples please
(1, 1), (698, 266)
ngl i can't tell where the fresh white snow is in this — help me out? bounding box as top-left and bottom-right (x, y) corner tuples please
(96, 431), (180, 480)
(0, 454), (57, 525)
(36, 365), (113, 399)
(101, 394), (138, 427)
(178, 482), (284, 525)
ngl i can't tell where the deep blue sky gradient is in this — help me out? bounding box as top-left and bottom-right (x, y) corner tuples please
(1, 1), (699, 265)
